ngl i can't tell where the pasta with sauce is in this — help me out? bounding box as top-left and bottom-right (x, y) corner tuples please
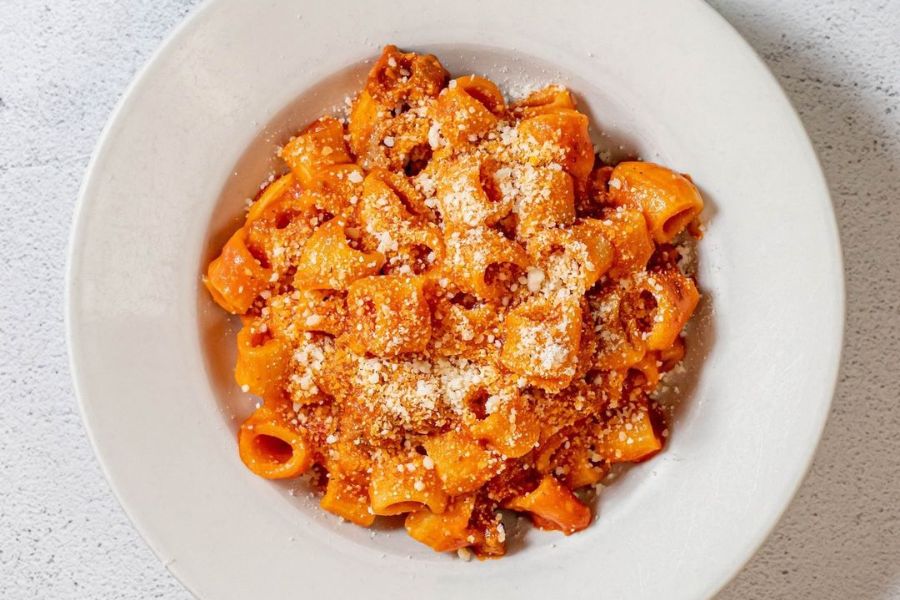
(204, 45), (703, 559)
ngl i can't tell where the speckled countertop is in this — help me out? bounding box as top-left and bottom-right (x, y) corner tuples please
(1, 1), (897, 598)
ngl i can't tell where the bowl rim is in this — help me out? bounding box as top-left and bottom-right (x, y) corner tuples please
(66, 0), (846, 598)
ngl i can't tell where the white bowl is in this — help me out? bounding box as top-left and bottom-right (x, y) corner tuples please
(67, 0), (844, 598)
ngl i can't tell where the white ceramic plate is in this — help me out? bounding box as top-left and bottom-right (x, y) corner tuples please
(67, 1), (844, 598)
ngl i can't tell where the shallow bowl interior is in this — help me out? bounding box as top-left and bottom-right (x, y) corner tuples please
(201, 41), (716, 558)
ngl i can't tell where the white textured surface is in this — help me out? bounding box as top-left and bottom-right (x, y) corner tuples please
(0, 1), (896, 599)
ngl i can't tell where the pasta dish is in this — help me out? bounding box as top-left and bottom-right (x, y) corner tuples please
(204, 45), (703, 559)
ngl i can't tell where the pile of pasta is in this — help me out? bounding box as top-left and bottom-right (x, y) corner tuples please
(205, 45), (702, 559)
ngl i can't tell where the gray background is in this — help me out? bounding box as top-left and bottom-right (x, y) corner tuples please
(1, 0), (898, 598)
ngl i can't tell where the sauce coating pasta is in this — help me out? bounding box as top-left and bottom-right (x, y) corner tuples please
(205, 45), (703, 559)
